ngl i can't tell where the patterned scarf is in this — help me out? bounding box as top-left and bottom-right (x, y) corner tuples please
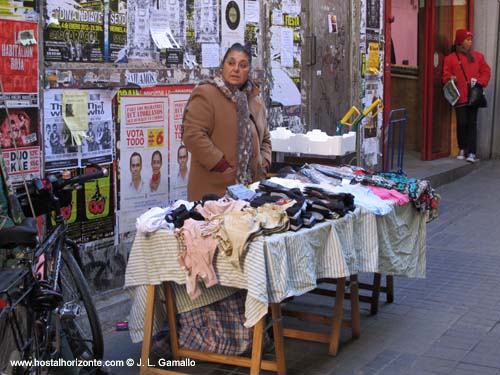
(201, 76), (254, 185)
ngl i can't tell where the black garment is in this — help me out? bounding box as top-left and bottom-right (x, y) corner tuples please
(455, 105), (478, 154)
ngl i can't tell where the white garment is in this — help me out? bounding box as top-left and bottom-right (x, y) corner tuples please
(136, 207), (174, 233)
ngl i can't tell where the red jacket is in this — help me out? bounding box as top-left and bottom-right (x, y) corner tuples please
(442, 50), (491, 106)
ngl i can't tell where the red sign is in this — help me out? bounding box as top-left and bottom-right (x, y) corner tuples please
(0, 20), (38, 93)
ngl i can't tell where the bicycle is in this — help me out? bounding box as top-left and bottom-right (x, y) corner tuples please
(0, 166), (107, 374)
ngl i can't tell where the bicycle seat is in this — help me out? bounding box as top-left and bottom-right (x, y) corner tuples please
(0, 217), (38, 249)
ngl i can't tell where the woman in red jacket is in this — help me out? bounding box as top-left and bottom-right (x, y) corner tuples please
(442, 29), (491, 163)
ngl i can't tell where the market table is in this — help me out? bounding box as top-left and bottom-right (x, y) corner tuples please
(125, 203), (426, 374)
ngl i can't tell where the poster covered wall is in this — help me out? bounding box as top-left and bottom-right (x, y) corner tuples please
(44, 0), (105, 62)
(0, 19), (40, 183)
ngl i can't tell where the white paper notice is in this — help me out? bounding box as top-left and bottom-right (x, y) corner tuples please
(280, 28), (294, 67)
(245, 0), (260, 23)
(271, 65), (301, 106)
(282, 0), (300, 15)
(270, 26), (281, 60)
(202, 43), (220, 67)
(272, 9), (283, 25)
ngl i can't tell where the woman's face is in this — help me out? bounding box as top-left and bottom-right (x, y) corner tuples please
(221, 51), (250, 87)
(152, 153), (162, 175)
(462, 37), (473, 51)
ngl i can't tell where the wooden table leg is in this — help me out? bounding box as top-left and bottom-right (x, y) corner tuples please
(370, 273), (382, 315)
(140, 285), (188, 375)
(163, 282), (180, 360)
(349, 275), (361, 339)
(328, 277), (345, 356)
(386, 275), (394, 303)
(271, 304), (287, 375)
(250, 316), (264, 375)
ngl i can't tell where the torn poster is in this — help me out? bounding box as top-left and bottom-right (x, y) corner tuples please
(150, 8), (180, 49)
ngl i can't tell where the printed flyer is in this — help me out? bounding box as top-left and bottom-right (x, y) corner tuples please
(168, 92), (191, 202)
(107, 0), (127, 62)
(43, 89), (113, 170)
(0, 20), (38, 95)
(44, 0), (105, 62)
(118, 96), (169, 233)
(59, 164), (115, 244)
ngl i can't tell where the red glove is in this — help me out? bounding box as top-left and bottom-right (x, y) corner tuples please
(211, 158), (231, 172)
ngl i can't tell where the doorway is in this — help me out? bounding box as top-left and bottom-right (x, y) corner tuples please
(388, 0), (473, 161)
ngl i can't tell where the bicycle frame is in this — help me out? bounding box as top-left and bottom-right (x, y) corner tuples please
(1, 166), (107, 373)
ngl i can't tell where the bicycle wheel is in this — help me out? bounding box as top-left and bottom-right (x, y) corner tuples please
(59, 249), (104, 362)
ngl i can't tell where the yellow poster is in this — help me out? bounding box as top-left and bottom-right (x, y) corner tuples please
(368, 42), (380, 72)
(62, 90), (89, 145)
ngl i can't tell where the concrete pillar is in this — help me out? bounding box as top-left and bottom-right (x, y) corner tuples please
(474, 1), (500, 159)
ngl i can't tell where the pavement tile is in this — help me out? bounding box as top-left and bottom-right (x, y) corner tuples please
(361, 349), (401, 371)
(423, 345), (469, 362)
(452, 363), (499, 375)
(410, 356), (457, 374)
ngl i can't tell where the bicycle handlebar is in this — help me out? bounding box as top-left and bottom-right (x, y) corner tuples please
(49, 165), (108, 191)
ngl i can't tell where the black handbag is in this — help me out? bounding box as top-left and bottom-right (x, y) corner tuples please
(456, 52), (487, 108)
(467, 84), (487, 108)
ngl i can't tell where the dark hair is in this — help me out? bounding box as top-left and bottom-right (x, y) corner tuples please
(130, 151), (142, 166)
(221, 43), (252, 66)
(151, 150), (162, 164)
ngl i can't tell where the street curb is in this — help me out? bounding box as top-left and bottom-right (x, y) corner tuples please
(425, 161), (480, 188)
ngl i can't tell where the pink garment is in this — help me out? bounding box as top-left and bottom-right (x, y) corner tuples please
(368, 186), (410, 206)
(176, 219), (218, 300)
(196, 197), (249, 220)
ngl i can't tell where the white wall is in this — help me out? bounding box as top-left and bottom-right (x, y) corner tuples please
(474, 1), (500, 159)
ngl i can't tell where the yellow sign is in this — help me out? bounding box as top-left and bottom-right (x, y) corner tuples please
(148, 128), (165, 147)
(368, 42), (379, 71)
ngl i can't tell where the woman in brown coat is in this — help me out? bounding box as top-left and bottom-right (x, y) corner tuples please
(182, 43), (272, 201)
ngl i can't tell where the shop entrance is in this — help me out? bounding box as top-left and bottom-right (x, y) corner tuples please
(388, 0), (473, 161)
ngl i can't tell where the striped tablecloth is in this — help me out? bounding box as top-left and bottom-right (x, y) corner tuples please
(125, 204), (425, 343)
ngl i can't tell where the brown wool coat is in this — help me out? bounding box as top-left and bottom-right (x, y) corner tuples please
(182, 83), (272, 201)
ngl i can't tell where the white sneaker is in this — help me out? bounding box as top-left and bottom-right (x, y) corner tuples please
(457, 150), (465, 160)
(466, 153), (478, 163)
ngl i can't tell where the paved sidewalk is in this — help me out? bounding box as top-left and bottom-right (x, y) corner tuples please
(103, 160), (500, 375)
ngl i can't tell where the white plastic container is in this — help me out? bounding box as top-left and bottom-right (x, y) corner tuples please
(342, 132), (356, 154)
(270, 127), (296, 152)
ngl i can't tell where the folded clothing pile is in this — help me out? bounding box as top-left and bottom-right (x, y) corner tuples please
(303, 186), (355, 218)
